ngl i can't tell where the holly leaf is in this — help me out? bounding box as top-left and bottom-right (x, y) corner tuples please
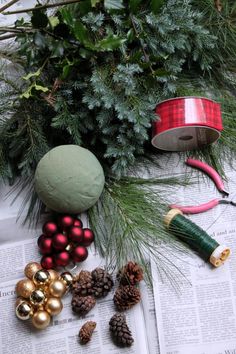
(104, 0), (124, 10)
(33, 32), (47, 49)
(151, 0), (164, 14)
(74, 21), (91, 44)
(96, 34), (126, 51)
(49, 16), (60, 29)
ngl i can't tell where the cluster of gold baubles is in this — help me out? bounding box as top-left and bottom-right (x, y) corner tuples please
(15, 262), (73, 329)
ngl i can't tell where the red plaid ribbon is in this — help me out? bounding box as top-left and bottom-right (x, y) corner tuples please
(153, 97), (223, 135)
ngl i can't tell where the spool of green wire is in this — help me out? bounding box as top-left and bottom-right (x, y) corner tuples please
(164, 209), (230, 267)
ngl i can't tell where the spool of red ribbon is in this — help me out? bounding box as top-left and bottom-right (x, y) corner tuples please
(152, 97), (223, 151)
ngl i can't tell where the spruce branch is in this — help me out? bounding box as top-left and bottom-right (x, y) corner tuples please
(3, 0), (82, 15)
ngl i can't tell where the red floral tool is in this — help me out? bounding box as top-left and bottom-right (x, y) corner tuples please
(170, 158), (236, 214)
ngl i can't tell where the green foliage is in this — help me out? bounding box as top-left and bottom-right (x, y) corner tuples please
(88, 176), (190, 285)
(0, 0), (223, 179)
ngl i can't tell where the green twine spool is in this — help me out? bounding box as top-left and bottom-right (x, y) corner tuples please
(164, 209), (230, 267)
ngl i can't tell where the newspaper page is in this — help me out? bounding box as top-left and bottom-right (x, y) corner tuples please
(0, 183), (160, 354)
(151, 163), (236, 354)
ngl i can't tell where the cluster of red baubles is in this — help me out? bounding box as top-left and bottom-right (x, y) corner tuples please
(38, 215), (94, 269)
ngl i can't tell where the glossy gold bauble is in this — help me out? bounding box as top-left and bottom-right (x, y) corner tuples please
(16, 301), (33, 320)
(30, 289), (47, 306)
(48, 269), (59, 282)
(48, 280), (66, 298)
(60, 272), (74, 289)
(24, 262), (42, 280)
(33, 269), (51, 286)
(15, 297), (25, 308)
(16, 279), (36, 298)
(32, 310), (51, 329)
(45, 297), (63, 316)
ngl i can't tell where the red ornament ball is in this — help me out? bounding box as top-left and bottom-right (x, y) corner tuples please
(68, 227), (84, 243)
(52, 233), (68, 250)
(74, 219), (83, 228)
(37, 234), (46, 247)
(54, 251), (70, 267)
(82, 228), (95, 247)
(58, 215), (74, 230)
(39, 238), (53, 255)
(41, 256), (54, 269)
(43, 221), (58, 237)
(72, 246), (88, 263)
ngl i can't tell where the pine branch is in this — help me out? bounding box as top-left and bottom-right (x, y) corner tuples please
(3, 0), (82, 15)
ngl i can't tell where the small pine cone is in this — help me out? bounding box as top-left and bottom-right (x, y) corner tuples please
(117, 261), (144, 286)
(79, 321), (96, 344)
(113, 285), (141, 311)
(109, 313), (134, 347)
(73, 271), (94, 296)
(91, 267), (114, 298)
(71, 295), (96, 316)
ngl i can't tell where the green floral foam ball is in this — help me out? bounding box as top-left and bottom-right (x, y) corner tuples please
(35, 145), (105, 213)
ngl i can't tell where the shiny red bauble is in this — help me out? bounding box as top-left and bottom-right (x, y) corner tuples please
(83, 228), (95, 247)
(72, 246), (88, 263)
(43, 221), (58, 237)
(37, 234), (45, 247)
(68, 226), (84, 243)
(41, 255), (54, 269)
(39, 238), (53, 255)
(52, 233), (68, 250)
(58, 215), (74, 230)
(54, 251), (70, 267)
(73, 219), (83, 228)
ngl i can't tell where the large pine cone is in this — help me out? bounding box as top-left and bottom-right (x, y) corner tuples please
(117, 261), (144, 286)
(73, 270), (94, 296)
(91, 268), (114, 298)
(113, 285), (141, 311)
(109, 313), (134, 347)
(79, 321), (96, 344)
(71, 295), (96, 316)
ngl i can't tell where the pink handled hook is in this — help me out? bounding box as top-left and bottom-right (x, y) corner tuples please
(186, 159), (228, 195)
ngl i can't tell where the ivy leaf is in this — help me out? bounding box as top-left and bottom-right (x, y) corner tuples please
(96, 34), (126, 51)
(151, 0), (164, 14)
(104, 0), (124, 10)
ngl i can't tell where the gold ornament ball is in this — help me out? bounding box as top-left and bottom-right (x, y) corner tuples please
(15, 297), (25, 308)
(32, 310), (51, 330)
(16, 301), (34, 320)
(24, 262), (42, 280)
(60, 272), (74, 289)
(30, 289), (47, 306)
(45, 297), (63, 316)
(33, 269), (51, 286)
(48, 269), (59, 282)
(16, 279), (36, 298)
(48, 280), (66, 298)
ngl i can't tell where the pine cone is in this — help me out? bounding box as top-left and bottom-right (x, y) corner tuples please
(91, 268), (114, 298)
(113, 285), (141, 311)
(71, 295), (96, 316)
(109, 313), (134, 347)
(79, 321), (96, 344)
(73, 270), (94, 296)
(117, 261), (144, 286)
